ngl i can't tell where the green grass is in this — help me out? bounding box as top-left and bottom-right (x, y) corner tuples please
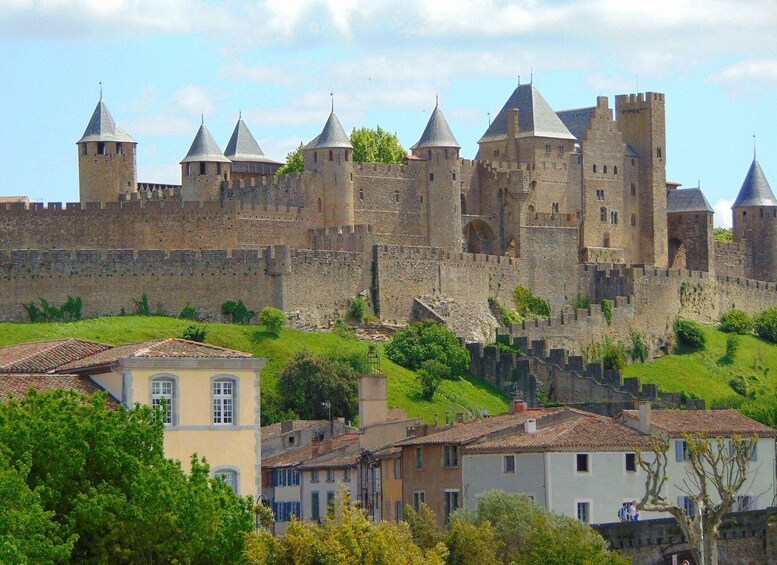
(624, 325), (777, 406)
(0, 316), (508, 423)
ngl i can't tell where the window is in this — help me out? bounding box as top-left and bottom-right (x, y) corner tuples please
(212, 379), (235, 425)
(343, 467), (351, 482)
(600, 207), (607, 222)
(444, 490), (460, 520)
(395, 500), (403, 522)
(596, 189), (605, 200)
(81, 144), (87, 156)
(429, 173), (434, 182)
(271, 468), (300, 487)
(311, 491), (320, 521)
(272, 501), (301, 522)
(552, 202), (559, 214)
(317, 198), (322, 213)
(185, 163), (191, 176)
(443, 445), (459, 468)
(326, 468), (334, 482)
(116, 142), (123, 155)
(545, 144), (551, 154)
(395, 190), (400, 203)
(327, 491), (335, 516)
(576, 501), (590, 523)
(217, 163), (222, 175)
(444, 149), (449, 159)
(413, 491), (425, 511)
(610, 210), (618, 224)
(625, 453), (636, 472)
(603, 165), (608, 174)
(494, 149), (499, 157)
(328, 150), (333, 161)
(657, 147), (662, 158)
(427, 150), (432, 160)
(593, 164), (597, 173)
(675, 440), (690, 462)
(345, 150), (349, 162)
(613, 166), (617, 174)
(215, 468), (238, 493)
(415, 448), (423, 469)
(97, 142), (106, 155)
(576, 453), (589, 473)
(359, 188), (364, 200)
(151, 377), (175, 425)
(631, 158), (635, 166)
(735, 495), (754, 512)
(199, 162), (206, 175)
(314, 151), (318, 163)
(452, 172), (456, 181)
(504, 455), (516, 474)
(631, 182), (636, 196)
(288, 436), (295, 446)
(558, 145), (564, 155)
(393, 458), (402, 479)
(311, 469), (319, 483)
(631, 213), (636, 226)
(678, 496), (696, 516)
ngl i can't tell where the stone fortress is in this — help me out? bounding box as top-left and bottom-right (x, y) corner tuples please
(1, 82), (776, 350)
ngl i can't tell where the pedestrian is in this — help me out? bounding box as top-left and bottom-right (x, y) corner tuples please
(618, 502), (628, 522)
(630, 500), (639, 521)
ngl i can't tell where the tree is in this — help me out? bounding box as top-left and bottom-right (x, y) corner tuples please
(277, 350), (360, 421)
(636, 434), (758, 565)
(350, 126), (407, 164)
(444, 513), (500, 565)
(719, 308), (753, 334)
(754, 306), (777, 343)
(385, 320), (470, 379)
(0, 389), (255, 563)
(277, 142), (304, 175)
(259, 306), (287, 335)
(222, 300), (256, 325)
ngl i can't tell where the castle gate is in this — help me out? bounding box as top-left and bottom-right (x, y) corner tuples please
(463, 218), (497, 255)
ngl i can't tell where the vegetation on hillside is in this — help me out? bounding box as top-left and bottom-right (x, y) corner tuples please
(713, 227), (733, 242)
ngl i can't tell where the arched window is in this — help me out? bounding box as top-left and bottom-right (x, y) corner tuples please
(212, 376), (238, 425)
(593, 164), (597, 173)
(603, 165), (608, 174)
(345, 150), (349, 162)
(213, 466), (240, 494)
(328, 150), (333, 162)
(150, 375), (178, 426)
(429, 173), (434, 182)
(600, 207), (607, 222)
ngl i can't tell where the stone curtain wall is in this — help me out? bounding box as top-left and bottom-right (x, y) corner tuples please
(714, 240), (753, 279)
(0, 201), (310, 251)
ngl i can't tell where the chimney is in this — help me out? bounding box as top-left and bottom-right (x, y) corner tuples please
(524, 418), (537, 434)
(507, 108), (520, 140)
(638, 401), (651, 434)
(510, 399), (527, 414)
(456, 413), (464, 423)
(281, 420), (293, 433)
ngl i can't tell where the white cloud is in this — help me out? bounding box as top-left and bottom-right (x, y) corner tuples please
(713, 197), (734, 228)
(174, 84), (222, 118)
(709, 59), (777, 96)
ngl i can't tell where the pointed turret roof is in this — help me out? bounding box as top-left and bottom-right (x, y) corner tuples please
(733, 158), (777, 208)
(412, 104), (460, 149)
(306, 112), (352, 149)
(479, 83), (575, 143)
(180, 123), (231, 164)
(77, 99), (135, 144)
(224, 117), (279, 163)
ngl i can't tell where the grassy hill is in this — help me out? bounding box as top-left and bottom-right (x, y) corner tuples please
(623, 325), (777, 424)
(0, 316), (508, 424)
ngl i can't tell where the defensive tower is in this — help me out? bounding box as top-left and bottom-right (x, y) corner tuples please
(224, 115), (282, 178)
(412, 102), (462, 252)
(180, 121), (231, 202)
(77, 97), (137, 203)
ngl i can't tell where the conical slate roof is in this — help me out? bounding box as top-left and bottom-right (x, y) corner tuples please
(412, 105), (460, 149)
(77, 99), (135, 144)
(479, 83), (575, 143)
(224, 118), (278, 163)
(180, 124), (231, 164)
(306, 112), (352, 149)
(733, 158), (777, 208)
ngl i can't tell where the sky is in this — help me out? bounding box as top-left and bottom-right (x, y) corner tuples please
(2, 1), (777, 228)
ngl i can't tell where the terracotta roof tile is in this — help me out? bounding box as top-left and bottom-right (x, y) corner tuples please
(261, 420), (330, 442)
(0, 339), (112, 373)
(263, 434), (360, 468)
(57, 338), (252, 371)
(619, 409), (777, 437)
(466, 411), (652, 454)
(0, 373), (112, 401)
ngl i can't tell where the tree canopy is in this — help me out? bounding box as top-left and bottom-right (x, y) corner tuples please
(277, 143), (305, 175)
(385, 320), (470, 378)
(350, 126), (407, 164)
(0, 389), (255, 564)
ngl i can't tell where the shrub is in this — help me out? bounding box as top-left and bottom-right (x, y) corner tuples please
(222, 300), (256, 325)
(259, 307), (286, 335)
(179, 304), (198, 320)
(725, 334), (739, 361)
(601, 299), (613, 326)
(347, 296), (366, 323)
(512, 286), (552, 319)
(181, 325), (208, 343)
(755, 306), (777, 343)
(719, 308), (753, 334)
(572, 291), (590, 310)
(674, 318), (706, 350)
(629, 330), (648, 363)
(583, 336), (626, 371)
(134, 293), (151, 316)
(22, 296), (82, 323)
(728, 375), (754, 399)
(385, 320), (470, 379)
(488, 296), (520, 327)
(332, 318), (355, 339)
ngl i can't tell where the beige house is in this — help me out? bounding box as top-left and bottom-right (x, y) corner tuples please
(0, 338), (265, 497)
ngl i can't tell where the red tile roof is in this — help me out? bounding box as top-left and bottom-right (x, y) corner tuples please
(619, 409), (777, 437)
(263, 434), (360, 468)
(0, 339), (112, 374)
(0, 373), (110, 400)
(57, 338), (253, 371)
(466, 410), (652, 453)
(261, 420), (330, 442)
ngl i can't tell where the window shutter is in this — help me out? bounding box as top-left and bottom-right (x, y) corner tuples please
(675, 441), (684, 462)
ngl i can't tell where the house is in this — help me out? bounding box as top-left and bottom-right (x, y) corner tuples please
(261, 418), (347, 458)
(298, 446), (360, 523)
(0, 338), (266, 497)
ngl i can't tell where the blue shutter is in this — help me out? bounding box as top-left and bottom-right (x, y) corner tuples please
(293, 470), (300, 486)
(675, 440), (684, 462)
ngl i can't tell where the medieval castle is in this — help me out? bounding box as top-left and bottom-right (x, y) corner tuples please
(1, 82), (776, 349)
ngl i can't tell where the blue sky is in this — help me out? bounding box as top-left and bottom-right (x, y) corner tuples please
(2, 0), (777, 228)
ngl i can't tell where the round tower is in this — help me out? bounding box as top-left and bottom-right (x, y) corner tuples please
(77, 97), (137, 203)
(411, 103), (462, 252)
(180, 121), (231, 202)
(303, 111), (354, 227)
(732, 157), (777, 282)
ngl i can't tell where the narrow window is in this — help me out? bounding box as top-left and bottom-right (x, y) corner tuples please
(97, 142), (106, 155)
(427, 150), (432, 160)
(504, 455), (516, 474)
(444, 149), (448, 159)
(576, 501), (590, 523)
(328, 150), (333, 161)
(199, 162), (206, 175)
(631, 213), (636, 226)
(443, 445), (459, 468)
(610, 211), (618, 224)
(393, 458), (401, 479)
(217, 162), (222, 175)
(603, 165), (608, 174)
(395, 500), (403, 521)
(657, 147), (662, 158)
(116, 142), (123, 155)
(593, 164), (597, 173)
(359, 188), (364, 200)
(311, 469), (319, 482)
(213, 379), (234, 425)
(552, 202), (559, 214)
(151, 378), (174, 425)
(631, 158), (635, 166)
(317, 198), (322, 213)
(413, 491), (425, 511)
(314, 152), (318, 163)
(444, 490), (460, 520)
(429, 173), (434, 182)
(345, 150), (349, 162)
(81, 144), (87, 156)
(600, 207), (607, 222)
(343, 468), (351, 482)
(415, 447), (423, 469)
(311, 491), (320, 521)
(395, 190), (399, 203)
(675, 440), (690, 462)
(576, 453), (589, 472)
(613, 165), (617, 174)
(452, 171), (456, 181)
(625, 453), (636, 472)
(545, 144), (551, 154)
(326, 468), (334, 482)
(558, 145), (564, 155)
(631, 182), (636, 196)
(494, 149), (500, 157)
(186, 163), (191, 176)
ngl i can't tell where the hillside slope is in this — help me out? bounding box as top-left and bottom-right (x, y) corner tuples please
(0, 317), (508, 423)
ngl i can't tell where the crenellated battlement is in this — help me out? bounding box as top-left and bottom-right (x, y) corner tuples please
(354, 162), (409, 177)
(222, 174), (304, 191)
(523, 212), (578, 227)
(375, 244), (519, 266)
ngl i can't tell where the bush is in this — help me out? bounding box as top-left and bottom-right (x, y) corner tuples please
(512, 286), (552, 319)
(488, 296), (520, 327)
(222, 300), (256, 325)
(179, 304), (198, 320)
(674, 318), (706, 350)
(181, 325), (208, 343)
(630, 330), (648, 363)
(134, 293), (151, 316)
(584, 336), (626, 371)
(728, 375), (754, 399)
(347, 296), (366, 323)
(22, 296), (82, 323)
(572, 291), (590, 310)
(385, 320), (470, 379)
(719, 308), (753, 334)
(601, 299), (613, 326)
(755, 306), (777, 343)
(259, 307), (286, 335)
(724, 334), (739, 361)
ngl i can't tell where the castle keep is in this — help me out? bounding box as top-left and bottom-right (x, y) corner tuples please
(1, 82), (776, 344)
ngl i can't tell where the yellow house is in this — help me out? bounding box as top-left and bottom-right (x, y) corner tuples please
(51, 338), (266, 497)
